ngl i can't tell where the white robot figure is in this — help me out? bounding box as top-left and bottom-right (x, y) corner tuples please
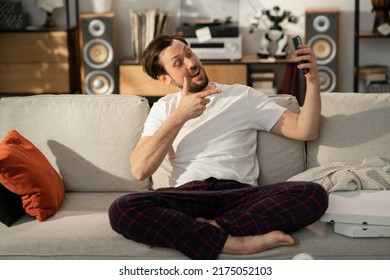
(250, 6), (298, 59)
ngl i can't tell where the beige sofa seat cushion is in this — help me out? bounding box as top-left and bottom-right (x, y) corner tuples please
(0, 95), (151, 192)
(307, 92), (390, 168)
(2, 192), (389, 259)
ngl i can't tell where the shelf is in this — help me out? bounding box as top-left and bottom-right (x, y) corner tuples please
(353, 0), (390, 92)
(0, 0), (79, 33)
(358, 31), (390, 38)
(119, 54), (305, 104)
(121, 54), (298, 66)
(0, 0), (80, 95)
(26, 26), (76, 32)
(0, 26), (78, 33)
(241, 55), (298, 64)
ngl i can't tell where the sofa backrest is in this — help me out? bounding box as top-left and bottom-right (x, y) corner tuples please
(152, 94), (306, 188)
(256, 95), (306, 186)
(307, 92), (390, 168)
(0, 95), (151, 192)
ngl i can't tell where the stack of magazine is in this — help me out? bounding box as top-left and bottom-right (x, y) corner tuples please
(129, 10), (170, 62)
(359, 64), (390, 93)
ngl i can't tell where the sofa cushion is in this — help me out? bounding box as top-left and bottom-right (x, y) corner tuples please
(257, 95), (305, 186)
(0, 130), (64, 221)
(0, 95), (151, 192)
(0, 183), (25, 226)
(152, 94), (306, 188)
(307, 92), (390, 168)
(151, 155), (172, 189)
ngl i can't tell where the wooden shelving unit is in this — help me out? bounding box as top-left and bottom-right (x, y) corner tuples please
(0, 0), (80, 95)
(353, 0), (390, 92)
(119, 55), (305, 104)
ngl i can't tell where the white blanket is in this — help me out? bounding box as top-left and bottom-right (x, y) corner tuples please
(287, 157), (390, 193)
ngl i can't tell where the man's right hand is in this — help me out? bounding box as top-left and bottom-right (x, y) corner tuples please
(176, 77), (221, 121)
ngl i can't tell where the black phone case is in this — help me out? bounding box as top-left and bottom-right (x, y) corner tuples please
(292, 36), (308, 75)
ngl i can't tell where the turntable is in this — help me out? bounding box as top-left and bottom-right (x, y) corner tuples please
(176, 0), (242, 60)
(177, 18), (239, 38)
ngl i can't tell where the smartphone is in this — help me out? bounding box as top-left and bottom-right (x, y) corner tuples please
(292, 35), (309, 75)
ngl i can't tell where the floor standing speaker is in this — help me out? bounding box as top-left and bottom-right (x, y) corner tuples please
(306, 8), (340, 92)
(79, 13), (116, 95)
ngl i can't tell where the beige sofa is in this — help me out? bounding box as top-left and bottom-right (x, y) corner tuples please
(0, 92), (389, 259)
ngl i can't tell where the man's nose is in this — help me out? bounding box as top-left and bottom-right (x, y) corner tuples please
(184, 57), (196, 68)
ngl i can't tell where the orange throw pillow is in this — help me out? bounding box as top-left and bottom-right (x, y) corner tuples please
(0, 130), (65, 221)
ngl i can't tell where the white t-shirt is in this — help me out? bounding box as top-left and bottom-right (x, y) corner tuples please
(142, 83), (286, 187)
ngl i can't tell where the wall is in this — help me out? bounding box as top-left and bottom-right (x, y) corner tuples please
(11, 0), (390, 92)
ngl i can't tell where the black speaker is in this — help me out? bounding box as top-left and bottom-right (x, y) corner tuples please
(306, 8), (339, 92)
(79, 13), (116, 95)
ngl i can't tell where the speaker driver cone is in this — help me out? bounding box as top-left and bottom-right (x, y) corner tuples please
(85, 70), (114, 95)
(318, 66), (336, 92)
(88, 19), (106, 37)
(89, 43), (109, 64)
(313, 15), (331, 33)
(308, 34), (336, 65)
(83, 38), (113, 69)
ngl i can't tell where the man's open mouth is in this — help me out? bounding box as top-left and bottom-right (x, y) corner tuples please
(190, 68), (201, 78)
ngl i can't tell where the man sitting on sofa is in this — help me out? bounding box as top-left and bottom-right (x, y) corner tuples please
(108, 34), (328, 260)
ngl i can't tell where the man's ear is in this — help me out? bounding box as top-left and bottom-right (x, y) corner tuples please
(157, 75), (172, 85)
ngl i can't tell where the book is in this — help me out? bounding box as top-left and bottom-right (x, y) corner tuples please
(252, 80), (274, 89)
(359, 64), (389, 75)
(251, 70), (276, 96)
(250, 71), (275, 80)
(359, 72), (388, 84)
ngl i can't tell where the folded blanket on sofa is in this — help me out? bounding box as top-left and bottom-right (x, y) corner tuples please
(287, 157), (390, 193)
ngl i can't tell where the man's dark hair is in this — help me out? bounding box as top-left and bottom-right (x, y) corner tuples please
(141, 34), (188, 80)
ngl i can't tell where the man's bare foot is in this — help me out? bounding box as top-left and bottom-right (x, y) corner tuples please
(222, 231), (298, 255)
(195, 217), (297, 255)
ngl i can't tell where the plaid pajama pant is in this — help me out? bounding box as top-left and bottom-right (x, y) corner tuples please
(108, 178), (328, 260)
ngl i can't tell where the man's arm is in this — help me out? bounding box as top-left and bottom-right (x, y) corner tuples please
(271, 44), (321, 141)
(130, 79), (221, 181)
